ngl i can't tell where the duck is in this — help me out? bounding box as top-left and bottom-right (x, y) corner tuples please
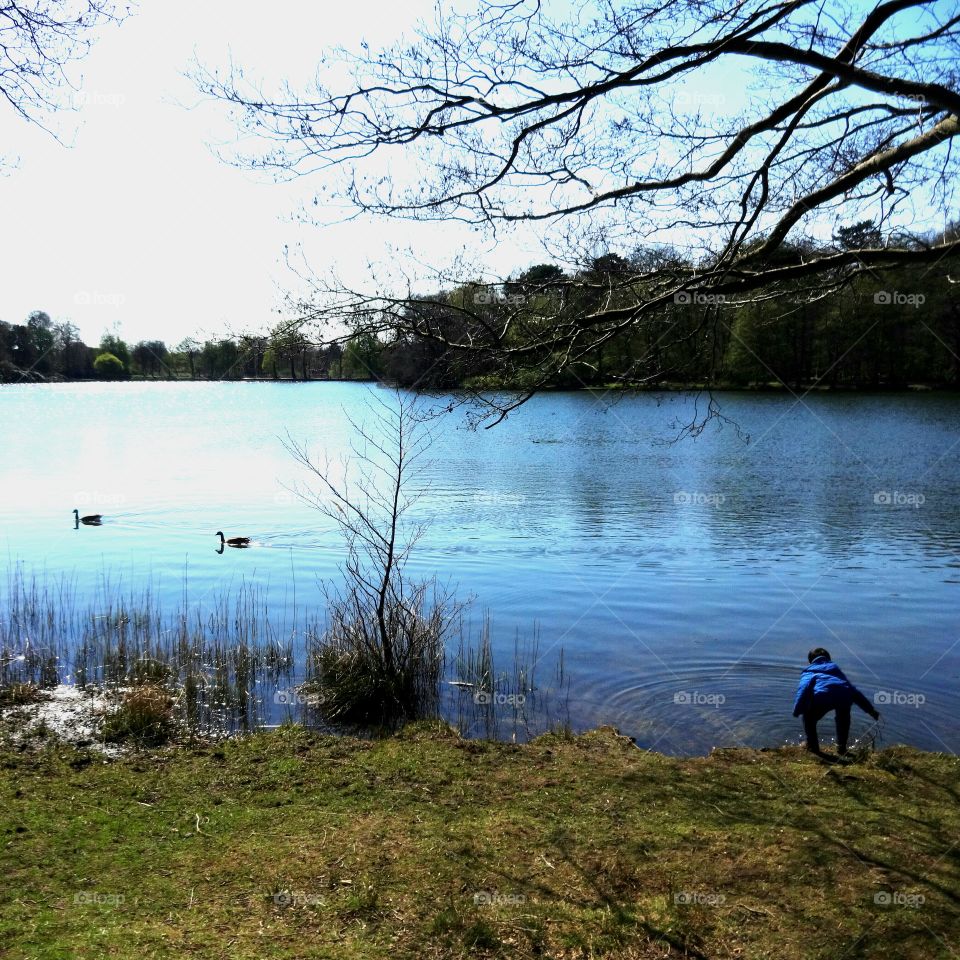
(73, 509), (103, 526)
(216, 531), (250, 549)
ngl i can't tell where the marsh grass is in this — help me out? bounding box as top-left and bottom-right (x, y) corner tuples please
(1, 563), (570, 743)
(102, 682), (176, 747)
(1, 563), (298, 737)
(304, 578), (453, 729)
(0, 680), (41, 708)
(449, 616), (571, 741)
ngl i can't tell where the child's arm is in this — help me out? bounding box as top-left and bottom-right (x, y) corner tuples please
(792, 675), (815, 717)
(851, 685), (880, 719)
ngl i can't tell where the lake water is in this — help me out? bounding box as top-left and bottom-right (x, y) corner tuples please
(1, 381), (958, 754)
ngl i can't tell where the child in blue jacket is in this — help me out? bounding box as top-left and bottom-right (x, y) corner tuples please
(793, 648), (880, 754)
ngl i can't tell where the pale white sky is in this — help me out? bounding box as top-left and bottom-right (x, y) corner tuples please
(0, 0), (544, 347)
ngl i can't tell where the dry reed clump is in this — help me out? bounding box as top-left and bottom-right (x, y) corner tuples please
(102, 682), (176, 747)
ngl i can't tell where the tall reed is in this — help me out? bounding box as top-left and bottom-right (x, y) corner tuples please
(1, 562), (299, 735)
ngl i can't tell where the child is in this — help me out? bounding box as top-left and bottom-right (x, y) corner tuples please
(792, 648), (880, 755)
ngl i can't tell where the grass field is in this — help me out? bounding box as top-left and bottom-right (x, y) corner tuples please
(2, 724), (958, 959)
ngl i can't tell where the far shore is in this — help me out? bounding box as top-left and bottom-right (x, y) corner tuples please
(2, 370), (957, 394)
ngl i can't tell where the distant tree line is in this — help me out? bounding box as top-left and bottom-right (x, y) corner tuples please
(337, 231), (960, 393)
(5, 230), (957, 391)
(0, 314), (371, 384)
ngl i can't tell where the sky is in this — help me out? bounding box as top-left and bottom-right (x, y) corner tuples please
(0, 0), (546, 347)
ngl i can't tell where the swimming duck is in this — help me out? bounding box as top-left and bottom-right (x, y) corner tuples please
(216, 531), (250, 549)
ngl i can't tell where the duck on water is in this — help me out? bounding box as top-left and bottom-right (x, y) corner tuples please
(73, 509), (102, 527)
(216, 531), (250, 553)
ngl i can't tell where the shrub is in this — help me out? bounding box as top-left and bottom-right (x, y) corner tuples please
(308, 579), (449, 726)
(102, 683), (175, 746)
(93, 352), (125, 380)
(290, 394), (460, 728)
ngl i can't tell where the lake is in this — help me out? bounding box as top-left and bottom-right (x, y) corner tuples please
(1, 380), (958, 754)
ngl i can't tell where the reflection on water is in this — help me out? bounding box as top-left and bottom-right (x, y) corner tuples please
(1, 382), (959, 753)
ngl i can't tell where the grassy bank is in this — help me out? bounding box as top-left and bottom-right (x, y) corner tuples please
(2, 726), (957, 959)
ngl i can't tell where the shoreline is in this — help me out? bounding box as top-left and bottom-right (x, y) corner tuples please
(1, 679), (933, 761)
(2, 372), (957, 393)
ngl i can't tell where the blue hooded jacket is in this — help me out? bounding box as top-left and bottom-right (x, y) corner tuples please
(792, 657), (867, 717)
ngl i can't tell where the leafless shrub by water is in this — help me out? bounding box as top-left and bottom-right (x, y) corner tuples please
(306, 577), (457, 727)
(288, 390), (469, 728)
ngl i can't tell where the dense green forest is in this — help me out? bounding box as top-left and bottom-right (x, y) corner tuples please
(373, 237), (960, 392)
(3, 236), (958, 389)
